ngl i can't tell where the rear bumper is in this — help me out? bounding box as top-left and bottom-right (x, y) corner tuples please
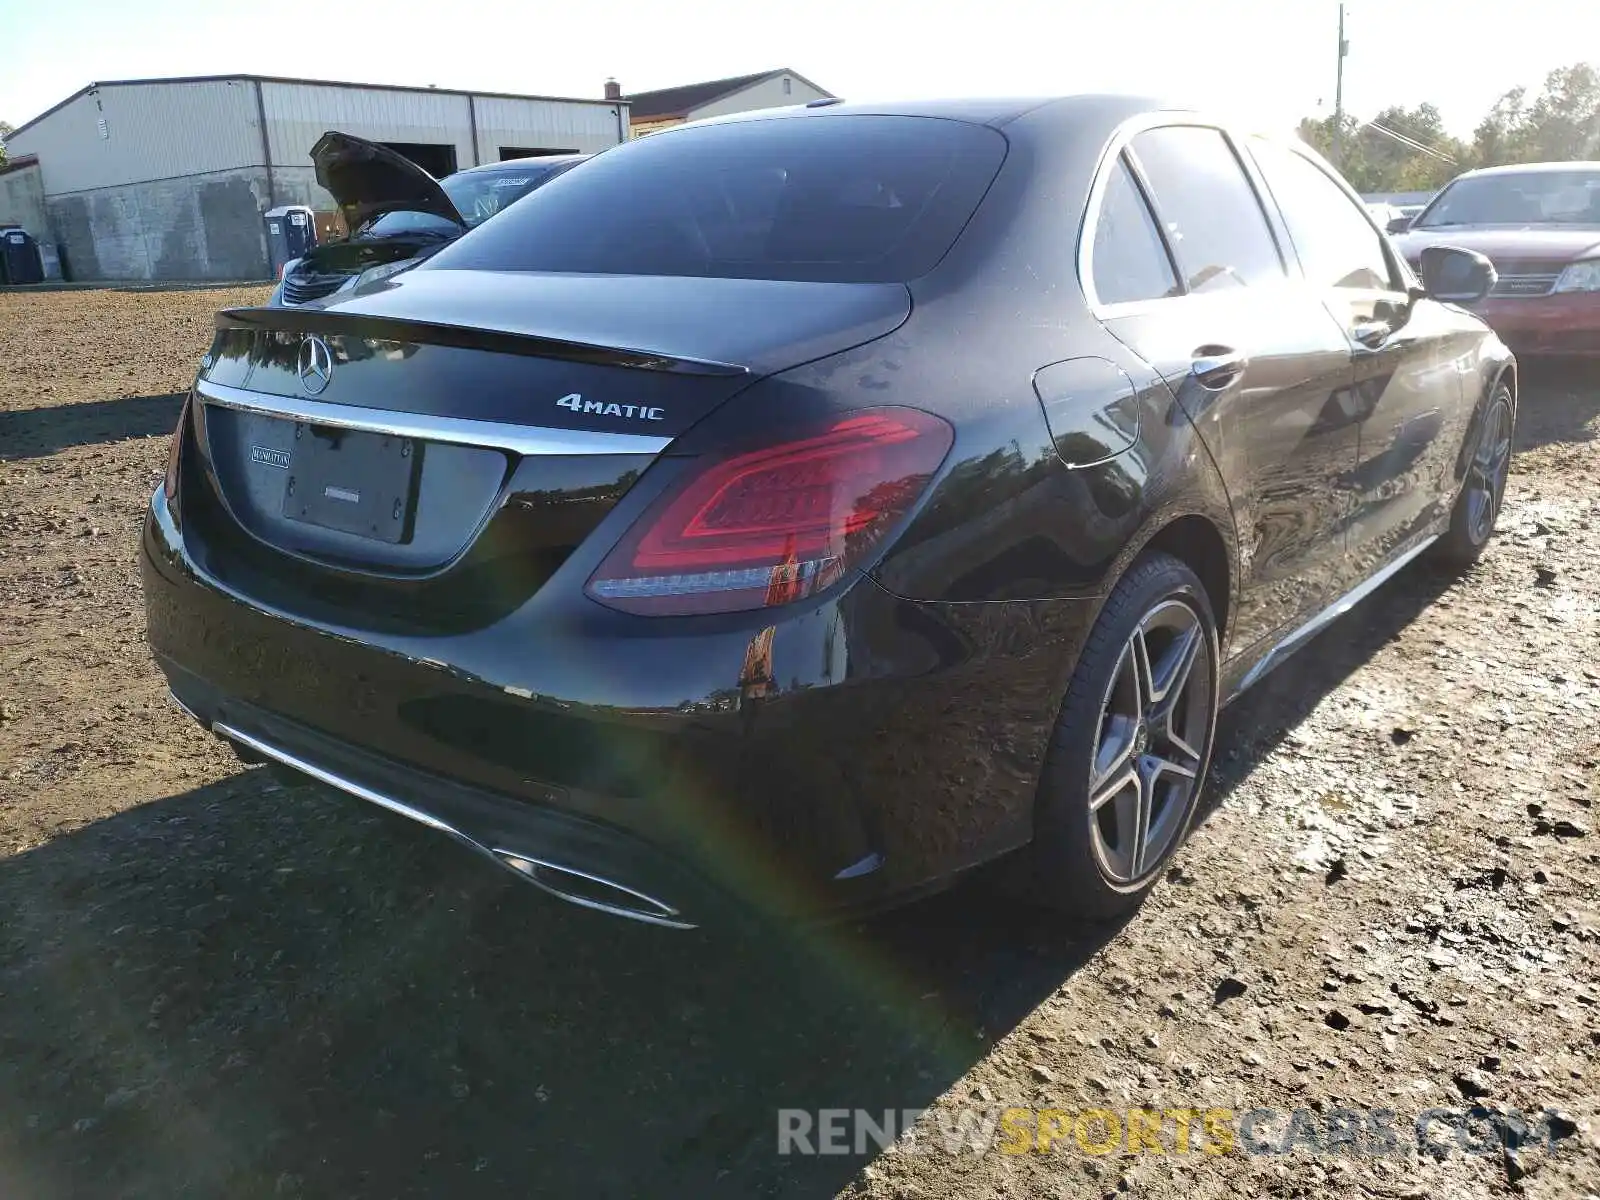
(1471, 293), (1600, 357)
(166, 670), (717, 927)
(143, 487), (1095, 926)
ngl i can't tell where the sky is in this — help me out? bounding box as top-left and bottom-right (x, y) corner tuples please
(2, 0), (1596, 142)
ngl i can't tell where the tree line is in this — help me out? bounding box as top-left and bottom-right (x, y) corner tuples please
(1299, 61), (1600, 194)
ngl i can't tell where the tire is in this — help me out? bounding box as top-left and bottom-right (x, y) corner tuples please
(1433, 383), (1513, 571)
(1027, 552), (1220, 920)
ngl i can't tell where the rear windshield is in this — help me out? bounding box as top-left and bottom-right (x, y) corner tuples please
(422, 115), (1007, 283)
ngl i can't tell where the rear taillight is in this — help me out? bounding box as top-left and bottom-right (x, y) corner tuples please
(586, 408), (953, 616)
(163, 396), (191, 501)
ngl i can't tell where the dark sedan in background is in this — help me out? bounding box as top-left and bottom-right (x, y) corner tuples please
(147, 96), (1515, 932)
(1394, 161), (1600, 357)
(271, 133), (588, 307)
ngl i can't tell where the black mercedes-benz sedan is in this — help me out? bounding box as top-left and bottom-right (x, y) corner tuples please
(145, 96), (1515, 931)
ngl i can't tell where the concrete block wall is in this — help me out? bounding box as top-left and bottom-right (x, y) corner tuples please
(267, 166), (336, 214)
(45, 167), (273, 282)
(0, 163), (51, 242)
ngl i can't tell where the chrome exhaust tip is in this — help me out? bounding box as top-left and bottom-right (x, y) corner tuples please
(491, 851), (697, 930)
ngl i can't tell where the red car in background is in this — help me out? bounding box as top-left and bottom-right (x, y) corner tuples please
(1393, 162), (1600, 358)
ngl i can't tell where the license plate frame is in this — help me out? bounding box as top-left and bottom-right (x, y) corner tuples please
(282, 424), (423, 544)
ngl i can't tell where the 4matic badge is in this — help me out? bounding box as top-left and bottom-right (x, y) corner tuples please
(556, 393), (665, 421)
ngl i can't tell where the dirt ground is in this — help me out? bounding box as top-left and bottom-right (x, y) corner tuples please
(0, 286), (1596, 1200)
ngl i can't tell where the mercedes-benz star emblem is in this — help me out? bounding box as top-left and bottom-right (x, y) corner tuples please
(297, 335), (334, 396)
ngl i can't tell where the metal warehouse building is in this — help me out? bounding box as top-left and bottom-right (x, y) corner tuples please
(4, 74), (630, 282)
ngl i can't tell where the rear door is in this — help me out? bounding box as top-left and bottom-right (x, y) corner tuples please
(1244, 136), (1469, 579)
(1085, 120), (1357, 657)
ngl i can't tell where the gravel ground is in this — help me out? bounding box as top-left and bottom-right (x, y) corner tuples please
(0, 287), (1596, 1199)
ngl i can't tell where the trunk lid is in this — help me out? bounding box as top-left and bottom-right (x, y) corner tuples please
(312, 131), (467, 235)
(310, 266), (914, 379)
(185, 271), (911, 627)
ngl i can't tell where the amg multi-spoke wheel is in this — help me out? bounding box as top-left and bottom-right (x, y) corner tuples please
(1088, 600), (1208, 885)
(1436, 383), (1515, 570)
(1028, 552), (1219, 919)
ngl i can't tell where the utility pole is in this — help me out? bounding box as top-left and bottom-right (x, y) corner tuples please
(1332, 3), (1349, 168)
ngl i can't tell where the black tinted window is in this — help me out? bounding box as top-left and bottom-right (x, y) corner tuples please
(1092, 157), (1180, 304)
(1250, 139), (1394, 290)
(1130, 126), (1284, 293)
(425, 116), (1007, 283)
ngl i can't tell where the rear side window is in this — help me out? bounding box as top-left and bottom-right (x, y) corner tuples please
(1249, 138), (1396, 291)
(425, 116), (1007, 284)
(1129, 126), (1284, 293)
(1091, 157), (1180, 305)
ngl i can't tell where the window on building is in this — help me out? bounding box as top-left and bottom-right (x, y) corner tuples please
(499, 147), (579, 161)
(379, 142), (457, 178)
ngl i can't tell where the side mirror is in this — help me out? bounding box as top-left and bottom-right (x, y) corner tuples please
(1386, 215), (1412, 235)
(1419, 245), (1497, 305)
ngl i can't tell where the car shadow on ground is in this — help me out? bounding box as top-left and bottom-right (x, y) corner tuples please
(0, 762), (1117, 1199)
(0, 556), (1470, 1199)
(1512, 361), (1600, 452)
(0, 394), (185, 460)
(1205, 556), (1456, 812)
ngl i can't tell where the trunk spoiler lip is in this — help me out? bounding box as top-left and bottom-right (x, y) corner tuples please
(215, 305), (752, 378)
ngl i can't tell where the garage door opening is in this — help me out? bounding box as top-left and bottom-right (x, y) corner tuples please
(499, 146), (579, 161)
(381, 142), (458, 178)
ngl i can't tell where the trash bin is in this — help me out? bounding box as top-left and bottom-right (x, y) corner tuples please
(0, 226), (45, 285)
(263, 205), (318, 276)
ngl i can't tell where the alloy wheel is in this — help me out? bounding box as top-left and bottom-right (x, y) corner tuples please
(1466, 397), (1512, 545)
(1087, 598), (1213, 887)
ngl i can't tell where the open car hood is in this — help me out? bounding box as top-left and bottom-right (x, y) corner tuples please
(310, 131), (466, 235)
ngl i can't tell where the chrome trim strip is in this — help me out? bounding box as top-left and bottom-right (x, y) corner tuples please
(1233, 533), (1439, 696)
(491, 851), (695, 930)
(216, 720), (459, 835)
(212, 720), (697, 930)
(166, 688), (205, 725)
(195, 378), (674, 458)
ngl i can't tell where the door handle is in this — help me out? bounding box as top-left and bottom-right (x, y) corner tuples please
(1191, 346), (1246, 390)
(1352, 319), (1391, 349)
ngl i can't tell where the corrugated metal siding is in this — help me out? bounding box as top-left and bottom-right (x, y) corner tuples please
(7, 81), (261, 195)
(262, 82), (474, 172)
(9, 79), (625, 194)
(689, 75), (827, 121)
(471, 97), (625, 161)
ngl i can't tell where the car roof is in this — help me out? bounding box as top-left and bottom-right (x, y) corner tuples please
(1454, 160), (1600, 179)
(453, 154), (590, 177)
(653, 93), (1181, 133)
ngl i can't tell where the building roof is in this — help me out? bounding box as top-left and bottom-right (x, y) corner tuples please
(8, 74), (627, 143)
(625, 68), (830, 120)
